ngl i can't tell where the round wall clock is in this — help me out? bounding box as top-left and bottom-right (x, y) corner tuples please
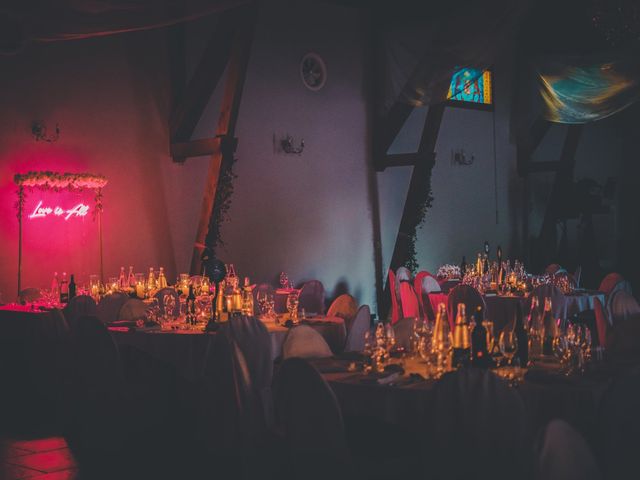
(300, 52), (327, 91)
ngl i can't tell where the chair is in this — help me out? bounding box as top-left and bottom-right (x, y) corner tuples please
(534, 420), (601, 480)
(326, 294), (358, 323)
(545, 263), (563, 275)
(388, 269), (400, 324)
(399, 281), (420, 319)
(154, 287), (181, 317)
(447, 285), (486, 331)
(393, 317), (417, 352)
(282, 325), (332, 359)
(593, 297), (610, 348)
(344, 305), (370, 352)
(273, 358), (350, 478)
(599, 366), (640, 479)
(599, 272), (628, 297)
(253, 283), (275, 315)
(573, 265), (582, 288)
(298, 280), (325, 315)
(96, 292), (129, 324)
(19, 287), (41, 303)
(63, 295), (97, 332)
(431, 369), (526, 480)
(609, 290), (640, 325)
(415, 275), (439, 324)
(118, 298), (147, 321)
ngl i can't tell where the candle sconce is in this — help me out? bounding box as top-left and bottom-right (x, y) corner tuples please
(451, 148), (474, 166)
(280, 135), (304, 155)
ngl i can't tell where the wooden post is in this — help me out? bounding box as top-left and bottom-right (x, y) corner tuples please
(189, 6), (258, 274)
(17, 186), (23, 296)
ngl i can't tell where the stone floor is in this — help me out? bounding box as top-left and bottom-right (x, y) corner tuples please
(1, 437), (77, 479)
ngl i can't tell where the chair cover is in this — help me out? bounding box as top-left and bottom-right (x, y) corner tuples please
(273, 358), (350, 477)
(118, 298), (147, 321)
(202, 316), (272, 451)
(72, 314), (122, 387)
(282, 325), (333, 359)
(599, 272), (627, 296)
(63, 295), (97, 332)
(327, 294), (358, 323)
(413, 271), (431, 295)
(96, 292), (129, 324)
(545, 263), (563, 275)
(396, 266), (411, 282)
(573, 265), (582, 288)
(253, 283), (275, 315)
(154, 287), (181, 317)
(447, 285), (486, 331)
(593, 297), (610, 348)
(422, 275), (441, 293)
(344, 305), (370, 352)
(535, 420), (601, 480)
(610, 290), (640, 325)
(399, 281), (420, 319)
(298, 280), (325, 315)
(388, 269), (400, 325)
(228, 315), (274, 430)
(431, 369), (526, 480)
(600, 366), (640, 479)
(19, 287), (42, 303)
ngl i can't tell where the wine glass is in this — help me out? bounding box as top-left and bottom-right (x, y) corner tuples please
(265, 293), (276, 320)
(279, 272), (289, 289)
(163, 294), (176, 326)
(499, 331), (518, 366)
(286, 291), (300, 323)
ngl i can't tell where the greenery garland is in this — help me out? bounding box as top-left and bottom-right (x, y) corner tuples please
(403, 165), (434, 273)
(205, 157), (237, 256)
(14, 171), (108, 191)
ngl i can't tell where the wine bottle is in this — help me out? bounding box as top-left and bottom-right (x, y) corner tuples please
(127, 266), (135, 288)
(452, 304), (471, 368)
(514, 301), (528, 366)
(157, 267), (168, 289)
(471, 306), (489, 367)
(68, 274), (77, 301)
(527, 297), (543, 361)
(460, 256), (467, 277)
(51, 272), (60, 298)
(60, 272), (69, 304)
(542, 297), (556, 355)
(432, 303), (453, 375)
(147, 268), (156, 291)
(118, 267), (126, 290)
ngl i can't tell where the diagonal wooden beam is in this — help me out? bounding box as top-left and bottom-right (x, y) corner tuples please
(517, 115), (551, 177)
(189, 5), (257, 274)
(169, 6), (249, 145)
(381, 102), (446, 320)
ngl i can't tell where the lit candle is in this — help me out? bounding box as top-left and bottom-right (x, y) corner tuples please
(136, 282), (145, 299)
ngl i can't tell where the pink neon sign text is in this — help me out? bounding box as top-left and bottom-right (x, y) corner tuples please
(28, 200), (90, 220)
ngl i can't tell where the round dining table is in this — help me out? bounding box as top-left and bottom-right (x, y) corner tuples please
(110, 315), (346, 381)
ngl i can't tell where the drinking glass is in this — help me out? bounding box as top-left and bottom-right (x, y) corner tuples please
(265, 293), (276, 320)
(163, 294), (176, 323)
(499, 331), (518, 366)
(256, 290), (268, 315)
(279, 272), (289, 289)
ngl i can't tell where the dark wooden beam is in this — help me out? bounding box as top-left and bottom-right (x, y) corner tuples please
(516, 115), (551, 177)
(169, 7), (248, 144)
(166, 5), (186, 108)
(170, 136), (239, 162)
(189, 5), (257, 274)
(534, 125), (583, 270)
(381, 102), (446, 320)
(380, 152), (425, 168)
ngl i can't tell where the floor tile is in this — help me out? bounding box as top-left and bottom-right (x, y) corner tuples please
(0, 462), (41, 479)
(27, 469), (79, 480)
(9, 439), (68, 454)
(8, 449), (76, 474)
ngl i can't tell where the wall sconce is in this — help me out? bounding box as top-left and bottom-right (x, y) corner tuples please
(280, 135), (304, 155)
(451, 148), (474, 166)
(31, 121), (60, 143)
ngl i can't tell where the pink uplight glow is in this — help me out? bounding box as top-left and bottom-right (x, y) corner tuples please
(28, 200), (90, 220)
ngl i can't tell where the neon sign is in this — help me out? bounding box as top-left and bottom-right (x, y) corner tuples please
(28, 200), (90, 220)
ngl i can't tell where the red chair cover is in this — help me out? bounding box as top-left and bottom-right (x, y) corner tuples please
(593, 297), (610, 348)
(399, 282), (420, 319)
(599, 272), (626, 297)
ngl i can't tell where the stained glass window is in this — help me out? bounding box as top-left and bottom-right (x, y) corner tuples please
(447, 68), (492, 106)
